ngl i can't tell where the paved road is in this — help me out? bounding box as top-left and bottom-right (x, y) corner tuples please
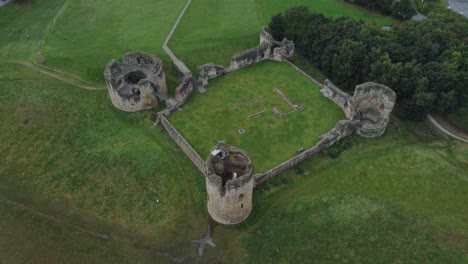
(448, 0), (468, 17)
(0, 0), (15, 8)
(427, 114), (468, 143)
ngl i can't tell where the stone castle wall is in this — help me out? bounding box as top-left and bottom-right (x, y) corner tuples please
(158, 114), (206, 175)
(171, 59), (197, 110)
(320, 79), (353, 118)
(198, 27), (294, 86)
(254, 120), (358, 185)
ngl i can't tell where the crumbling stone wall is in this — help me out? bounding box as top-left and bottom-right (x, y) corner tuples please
(254, 120), (358, 185)
(198, 27), (295, 86)
(228, 43), (272, 71)
(320, 80), (396, 138)
(350, 82), (396, 137)
(104, 52), (167, 112)
(171, 59), (197, 111)
(227, 27), (294, 72)
(320, 80), (353, 118)
(198, 64), (227, 86)
(205, 142), (254, 225)
(158, 114), (206, 174)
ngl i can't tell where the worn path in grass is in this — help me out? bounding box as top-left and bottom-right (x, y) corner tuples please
(16, 61), (105, 90)
(0, 63), (207, 251)
(428, 114), (468, 143)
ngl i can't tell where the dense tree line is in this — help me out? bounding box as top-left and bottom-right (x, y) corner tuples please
(269, 7), (468, 120)
(345, 0), (418, 20)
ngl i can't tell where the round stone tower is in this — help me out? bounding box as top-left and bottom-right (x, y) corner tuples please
(104, 52), (167, 112)
(205, 141), (254, 225)
(350, 82), (396, 138)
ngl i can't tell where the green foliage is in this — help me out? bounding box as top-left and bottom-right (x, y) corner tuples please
(268, 13), (285, 40)
(346, 0), (416, 19)
(284, 6), (311, 46)
(321, 138), (353, 159)
(272, 7), (468, 120)
(294, 164), (305, 175)
(392, 0), (417, 20)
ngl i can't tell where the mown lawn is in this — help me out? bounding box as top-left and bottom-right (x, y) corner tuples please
(39, 0), (186, 90)
(0, 203), (155, 264)
(0, 63), (207, 250)
(170, 0), (396, 72)
(241, 121), (468, 263)
(169, 61), (344, 172)
(0, 0), (65, 61)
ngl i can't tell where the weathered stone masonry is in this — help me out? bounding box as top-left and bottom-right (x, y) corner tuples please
(198, 27), (294, 86)
(158, 114), (206, 174)
(321, 80), (396, 138)
(104, 27), (396, 226)
(205, 142), (254, 225)
(104, 52), (167, 112)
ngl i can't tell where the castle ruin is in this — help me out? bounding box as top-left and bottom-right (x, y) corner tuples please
(321, 80), (396, 138)
(104, 52), (167, 112)
(104, 27), (396, 228)
(205, 142), (254, 225)
(198, 27), (294, 86)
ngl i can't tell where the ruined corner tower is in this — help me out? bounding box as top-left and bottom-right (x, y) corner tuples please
(104, 52), (167, 112)
(205, 141), (254, 225)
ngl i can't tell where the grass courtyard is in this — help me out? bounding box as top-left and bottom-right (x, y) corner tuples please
(169, 61), (344, 172)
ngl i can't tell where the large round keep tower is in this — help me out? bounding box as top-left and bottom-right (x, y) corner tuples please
(104, 52), (167, 112)
(205, 141), (254, 225)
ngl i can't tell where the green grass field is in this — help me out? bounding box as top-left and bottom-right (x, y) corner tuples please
(242, 121), (468, 262)
(169, 61), (344, 172)
(170, 0), (395, 72)
(0, 0), (467, 263)
(38, 0), (186, 92)
(0, 202), (155, 264)
(0, 63), (208, 249)
(0, 0), (66, 62)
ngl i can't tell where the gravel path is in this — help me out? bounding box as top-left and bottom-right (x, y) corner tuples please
(447, 0), (468, 17)
(162, 0), (192, 62)
(427, 114), (468, 143)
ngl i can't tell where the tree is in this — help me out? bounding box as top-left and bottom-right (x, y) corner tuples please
(268, 13), (286, 41)
(392, 0), (417, 20)
(284, 6), (311, 46)
(331, 40), (368, 89)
